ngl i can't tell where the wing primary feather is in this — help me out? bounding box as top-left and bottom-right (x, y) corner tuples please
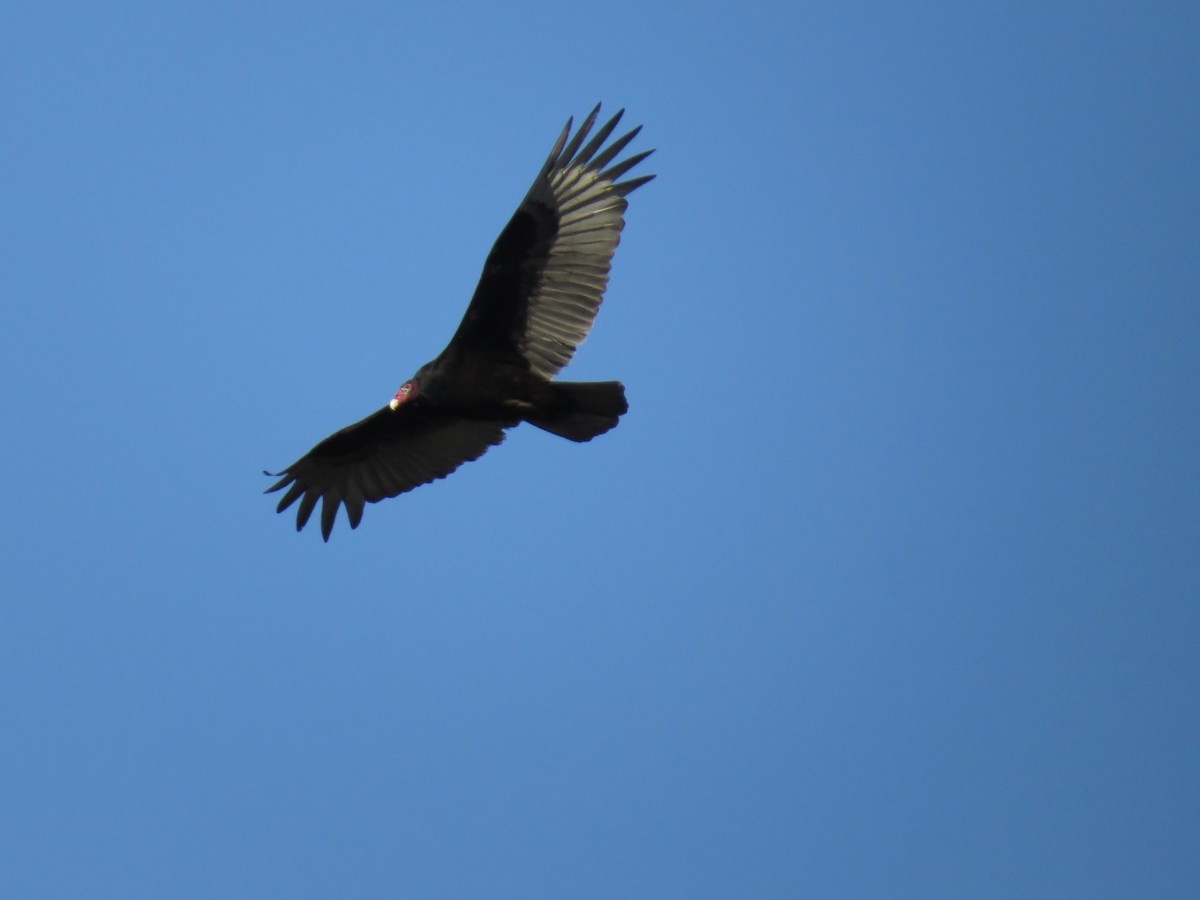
(343, 480), (365, 529)
(296, 489), (320, 531)
(589, 124), (641, 171)
(557, 103), (601, 166)
(601, 149), (656, 185)
(545, 118), (572, 169)
(613, 173), (656, 197)
(275, 479), (305, 514)
(265, 471), (294, 494)
(575, 109), (624, 166)
(320, 494), (339, 542)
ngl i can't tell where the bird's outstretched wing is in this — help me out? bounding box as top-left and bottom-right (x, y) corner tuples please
(446, 104), (655, 378)
(265, 404), (512, 540)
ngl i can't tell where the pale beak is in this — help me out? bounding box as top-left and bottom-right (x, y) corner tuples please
(389, 397), (400, 411)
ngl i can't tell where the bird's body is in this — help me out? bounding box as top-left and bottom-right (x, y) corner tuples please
(266, 105), (653, 539)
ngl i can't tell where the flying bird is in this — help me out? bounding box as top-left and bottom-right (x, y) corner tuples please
(265, 104), (654, 540)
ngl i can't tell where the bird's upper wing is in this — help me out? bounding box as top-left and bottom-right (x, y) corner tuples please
(445, 104), (655, 378)
(265, 403), (512, 540)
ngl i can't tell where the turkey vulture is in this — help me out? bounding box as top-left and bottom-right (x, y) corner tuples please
(265, 104), (654, 540)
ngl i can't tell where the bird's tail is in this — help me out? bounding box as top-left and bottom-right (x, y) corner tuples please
(527, 381), (628, 442)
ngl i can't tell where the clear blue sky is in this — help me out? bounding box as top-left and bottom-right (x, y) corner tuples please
(3, 2), (1197, 897)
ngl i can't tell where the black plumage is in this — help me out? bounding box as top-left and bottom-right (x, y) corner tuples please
(265, 105), (654, 539)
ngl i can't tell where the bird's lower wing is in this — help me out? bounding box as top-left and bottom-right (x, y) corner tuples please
(265, 406), (512, 540)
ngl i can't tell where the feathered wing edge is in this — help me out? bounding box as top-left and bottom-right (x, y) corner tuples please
(518, 105), (655, 379)
(265, 414), (511, 541)
(539, 105), (656, 201)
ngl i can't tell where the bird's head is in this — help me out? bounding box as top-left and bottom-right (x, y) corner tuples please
(389, 381), (418, 410)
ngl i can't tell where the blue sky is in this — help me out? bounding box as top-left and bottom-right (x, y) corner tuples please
(2, 2), (1197, 897)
